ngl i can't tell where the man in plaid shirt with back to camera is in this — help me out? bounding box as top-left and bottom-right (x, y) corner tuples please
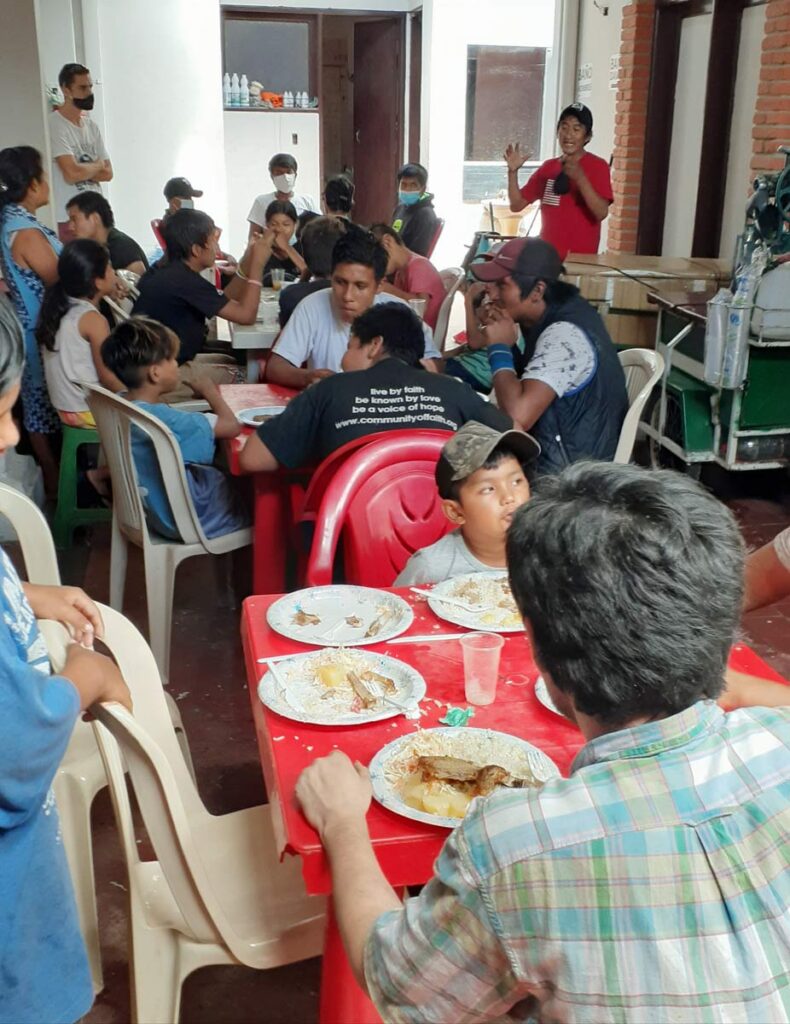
(296, 461), (790, 1023)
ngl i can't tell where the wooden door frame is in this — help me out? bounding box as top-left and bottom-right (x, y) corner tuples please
(637, 0), (750, 257)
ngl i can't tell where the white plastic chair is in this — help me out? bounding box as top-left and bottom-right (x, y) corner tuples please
(49, 604), (325, 1024)
(614, 348), (665, 464)
(0, 481), (194, 995)
(433, 267), (465, 353)
(84, 384), (252, 683)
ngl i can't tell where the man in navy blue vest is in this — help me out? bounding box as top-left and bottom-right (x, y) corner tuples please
(471, 238), (628, 474)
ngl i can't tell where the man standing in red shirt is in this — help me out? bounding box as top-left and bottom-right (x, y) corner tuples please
(505, 103), (613, 259)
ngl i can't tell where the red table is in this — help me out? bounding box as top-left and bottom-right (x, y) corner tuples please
(221, 383), (299, 594)
(240, 590), (788, 1023)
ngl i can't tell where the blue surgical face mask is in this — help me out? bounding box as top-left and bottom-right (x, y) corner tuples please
(398, 189), (421, 207)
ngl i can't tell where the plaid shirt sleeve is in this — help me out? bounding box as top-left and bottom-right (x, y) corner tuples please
(363, 817), (521, 1023)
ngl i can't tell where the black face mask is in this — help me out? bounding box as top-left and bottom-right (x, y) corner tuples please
(553, 170), (570, 195)
(73, 94), (95, 111)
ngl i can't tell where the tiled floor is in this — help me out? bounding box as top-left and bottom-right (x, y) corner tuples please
(12, 471), (789, 1024)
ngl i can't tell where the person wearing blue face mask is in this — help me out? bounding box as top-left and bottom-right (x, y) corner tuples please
(391, 162), (439, 257)
(247, 153), (319, 241)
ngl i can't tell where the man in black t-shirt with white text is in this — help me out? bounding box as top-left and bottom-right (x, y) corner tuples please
(240, 303), (512, 472)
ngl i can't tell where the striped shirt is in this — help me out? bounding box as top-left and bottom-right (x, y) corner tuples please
(364, 701), (790, 1022)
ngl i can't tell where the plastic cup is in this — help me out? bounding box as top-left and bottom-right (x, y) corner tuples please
(408, 297), (427, 319)
(460, 632), (504, 706)
(271, 268), (286, 291)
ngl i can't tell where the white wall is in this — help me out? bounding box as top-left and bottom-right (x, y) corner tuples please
(661, 13), (712, 256)
(0, 1), (54, 226)
(421, 0), (557, 268)
(35, 0), (77, 96)
(573, 0), (623, 250)
(720, 3), (766, 261)
(91, 0), (228, 253)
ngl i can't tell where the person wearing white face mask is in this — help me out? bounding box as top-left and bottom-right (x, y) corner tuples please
(247, 153), (319, 241)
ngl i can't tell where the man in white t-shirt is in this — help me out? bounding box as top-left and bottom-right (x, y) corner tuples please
(247, 152), (319, 241)
(266, 229), (441, 388)
(48, 63), (112, 241)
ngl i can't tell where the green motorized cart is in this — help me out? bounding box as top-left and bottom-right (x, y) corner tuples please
(643, 300), (790, 474)
(642, 145), (790, 475)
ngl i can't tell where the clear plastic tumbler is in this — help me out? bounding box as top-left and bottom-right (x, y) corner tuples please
(460, 632), (504, 706)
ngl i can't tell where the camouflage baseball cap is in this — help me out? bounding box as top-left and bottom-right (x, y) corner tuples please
(435, 421), (540, 499)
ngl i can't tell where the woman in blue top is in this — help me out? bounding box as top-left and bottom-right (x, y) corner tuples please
(0, 296), (132, 1024)
(0, 146), (63, 495)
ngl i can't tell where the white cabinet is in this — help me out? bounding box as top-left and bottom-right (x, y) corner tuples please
(223, 110), (320, 257)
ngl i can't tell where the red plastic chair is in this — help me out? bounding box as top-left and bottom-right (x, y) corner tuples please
(305, 431), (453, 587)
(426, 217), (445, 258)
(151, 218), (166, 250)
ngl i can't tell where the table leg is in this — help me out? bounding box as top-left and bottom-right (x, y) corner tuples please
(252, 473), (287, 594)
(319, 902), (381, 1024)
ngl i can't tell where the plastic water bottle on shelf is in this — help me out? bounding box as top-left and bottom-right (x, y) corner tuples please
(223, 73), (231, 107)
(230, 73), (240, 107)
(240, 74), (250, 106)
(283, 90), (294, 108)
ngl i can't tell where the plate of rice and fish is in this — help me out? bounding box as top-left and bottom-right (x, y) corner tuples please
(258, 648), (426, 725)
(369, 727), (559, 828)
(426, 572), (523, 633)
(237, 406), (288, 427)
(267, 586), (413, 646)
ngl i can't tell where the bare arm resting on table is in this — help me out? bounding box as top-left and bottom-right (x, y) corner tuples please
(265, 351), (333, 389)
(295, 751), (402, 991)
(238, 430), (279, 473)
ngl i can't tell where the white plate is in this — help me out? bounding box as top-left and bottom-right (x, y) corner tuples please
(369, 727), (560, 829)
(237, 406), (288, 427)
(267, 586), (413, 647)
(258, 649), (426, 726)
(534, 675), (562, 716)
(426, 571), (522, 634)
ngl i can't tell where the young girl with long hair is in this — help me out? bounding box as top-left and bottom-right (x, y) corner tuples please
(37, 239), (121, 427)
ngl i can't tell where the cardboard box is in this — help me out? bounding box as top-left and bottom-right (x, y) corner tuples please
(604, 312), (658, 348)
(563, 254), (731, 314)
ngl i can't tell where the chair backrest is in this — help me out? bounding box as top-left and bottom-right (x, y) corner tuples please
(79, 604), (247, 953)
(298, 430), (430, 524)
(306, 430), (453, 587)
(104, 296), (130, 324)
(0, 483), (61, 584)
(151, 218), (166, 250)
(425, 217), (445, 259)
(433, 268), (465, 353)
(84, 383), (209, 549)
(614, 348), (665, 464)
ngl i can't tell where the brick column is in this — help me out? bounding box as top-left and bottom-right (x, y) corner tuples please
(608, 0), (656, 254)
(751, 0), (790, 178)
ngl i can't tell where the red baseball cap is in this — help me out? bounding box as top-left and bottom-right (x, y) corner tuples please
(471, 238), (564, 283)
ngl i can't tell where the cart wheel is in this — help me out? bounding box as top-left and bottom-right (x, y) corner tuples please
(647, 393), (702, 480)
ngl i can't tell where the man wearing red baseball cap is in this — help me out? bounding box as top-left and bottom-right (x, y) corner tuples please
(471, 237), (628, 474)
(504, 103), (613, 258)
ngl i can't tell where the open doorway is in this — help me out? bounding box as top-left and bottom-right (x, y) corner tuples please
(320, 12), (421, 226)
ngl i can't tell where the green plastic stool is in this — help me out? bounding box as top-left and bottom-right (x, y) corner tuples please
(52, 425), (111, 549)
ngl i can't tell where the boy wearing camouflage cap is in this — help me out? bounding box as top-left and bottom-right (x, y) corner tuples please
(395, 421), (539, 586)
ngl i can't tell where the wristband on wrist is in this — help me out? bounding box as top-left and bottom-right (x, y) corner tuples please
(487, 343), (515, 375)
(247, 278), (263, 288)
